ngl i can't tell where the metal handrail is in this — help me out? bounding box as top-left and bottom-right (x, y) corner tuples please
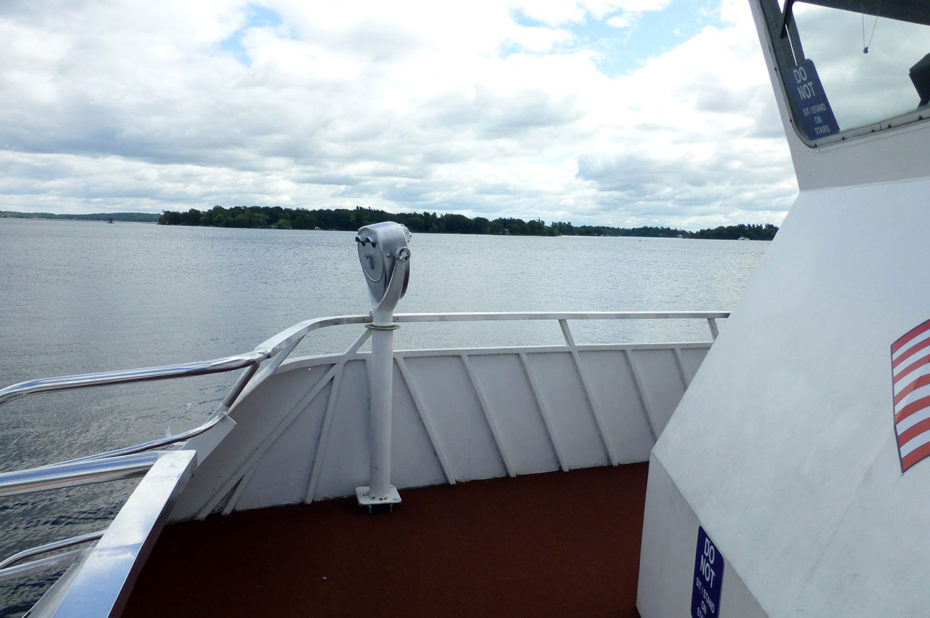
(0, 451), (194, 584)
(0, 311), (727, 414)
(55, 411), (226, 466)
(0, 351), (270, 408)
(0, 453), (164, 582)
(251, 311), (728, 361)
(0, 548), (89, 583)
(252, 310), (728, 347)
(397, 310), (729, 322)
(0, 530), (104, 570)
(6, 451), (197, 614)
(0, 451), (163, 498)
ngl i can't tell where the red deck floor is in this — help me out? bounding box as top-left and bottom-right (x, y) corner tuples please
(123, 463), (648, 617)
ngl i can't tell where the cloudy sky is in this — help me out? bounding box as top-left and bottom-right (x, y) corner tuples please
(0, 0), (797, 229)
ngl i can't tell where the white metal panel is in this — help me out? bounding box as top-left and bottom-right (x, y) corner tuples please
(388, 362), (448, 490)
(402, 355), (507, 482)
(524, 352), (610, 469)
(467, 353), (560, 476)
(313, 359), (371, 499)
(234, 370), (329, 509)
(578, 350), (657, 464)
(170, 361), (336, 519)
(677, 346), (708, 384)
(632, 349), (687, 436)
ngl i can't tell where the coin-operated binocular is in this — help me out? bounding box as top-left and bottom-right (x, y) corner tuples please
(354, 222), (411, 509)
(355, 222), (411, 326)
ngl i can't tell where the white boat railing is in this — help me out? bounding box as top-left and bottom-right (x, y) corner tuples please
(0, 310), (727, 611)
(0, 310), (727, 416)
(0, 310), (728, 464)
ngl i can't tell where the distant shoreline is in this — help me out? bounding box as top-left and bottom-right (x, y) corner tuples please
(1, 207), (778, 240)
(158, 205), (779, 240)
(0, 211), (159, 223)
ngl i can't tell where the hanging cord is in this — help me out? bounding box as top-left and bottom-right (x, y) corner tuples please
(861, 0), (881, 54)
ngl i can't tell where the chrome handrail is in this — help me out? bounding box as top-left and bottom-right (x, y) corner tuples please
(0, 453), (164, 584)
(0, 451), (163, 498)
(0, 548), (89, 583)
(0, 530), (104, 570)
(12, 451), (197, 615)
(0, 452), (195, 583)
(57, 411), (227, 465)
(0, 351), (270, 408)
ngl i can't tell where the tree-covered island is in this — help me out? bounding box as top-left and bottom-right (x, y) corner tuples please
(158, 205), (778, 240)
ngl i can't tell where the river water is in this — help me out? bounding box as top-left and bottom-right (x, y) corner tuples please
(0, 217), (768, 613)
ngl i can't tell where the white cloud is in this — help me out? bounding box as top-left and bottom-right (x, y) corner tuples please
(0, 0), (796, 229)
(606, 15), (633, 29)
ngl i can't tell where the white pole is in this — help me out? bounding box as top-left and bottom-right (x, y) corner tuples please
(367, 317), (394, 500)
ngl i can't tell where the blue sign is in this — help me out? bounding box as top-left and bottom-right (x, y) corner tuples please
(691, 526), (724, 618)
(786, 59), (840, 140)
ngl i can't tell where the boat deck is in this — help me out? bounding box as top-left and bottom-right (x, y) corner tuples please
(123, 463), (647, 617)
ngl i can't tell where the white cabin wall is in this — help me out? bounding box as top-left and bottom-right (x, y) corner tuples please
(637, 455), (766, 618)
(640, 178), (930, 616)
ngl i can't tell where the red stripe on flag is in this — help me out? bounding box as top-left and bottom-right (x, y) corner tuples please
(893, 319), (930, 355)
(894, 374), (930, 406)
(894, 394), (930, 424)
(897, 417), (930, 447)
(892, 336), (930, 369)
(901, 441), (930, 472)
(893, 355), (930, 385)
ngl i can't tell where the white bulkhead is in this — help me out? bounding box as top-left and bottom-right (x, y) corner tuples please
(638, 1), (930, 616)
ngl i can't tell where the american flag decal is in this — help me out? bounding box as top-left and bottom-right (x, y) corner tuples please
(892, 319), (930, 472)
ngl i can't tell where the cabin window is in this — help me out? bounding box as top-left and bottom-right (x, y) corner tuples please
(765, 0), (930, 142)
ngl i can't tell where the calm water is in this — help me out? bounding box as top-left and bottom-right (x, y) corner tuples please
(0, 218), (768, 613)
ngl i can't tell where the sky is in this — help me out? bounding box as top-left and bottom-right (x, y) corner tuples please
(0, 0), (798, 230)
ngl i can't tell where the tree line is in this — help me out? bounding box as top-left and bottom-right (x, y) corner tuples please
(158, 205), (778, 240)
